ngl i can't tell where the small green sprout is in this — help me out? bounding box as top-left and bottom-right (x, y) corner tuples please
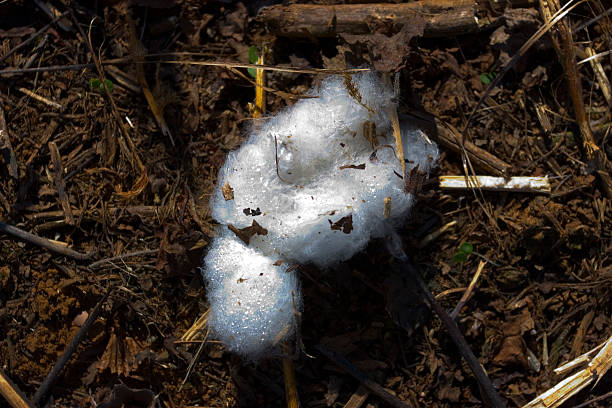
(480, 72), (496, 85)
(248, 46), (258, 78)
(453, 242), (473, 263)
(89, 78), (114, 93)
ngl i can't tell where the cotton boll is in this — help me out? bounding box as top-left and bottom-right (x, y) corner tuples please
(203, 233), (301, 359)
(211, 72), (435, 268)
(204, 71), (438, 358)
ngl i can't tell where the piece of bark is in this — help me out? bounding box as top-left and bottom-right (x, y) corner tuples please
(257, 1), (499, 39)
(49, 141), (75, 225)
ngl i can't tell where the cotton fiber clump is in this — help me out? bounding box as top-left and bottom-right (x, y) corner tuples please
(203, 72), (438, 359)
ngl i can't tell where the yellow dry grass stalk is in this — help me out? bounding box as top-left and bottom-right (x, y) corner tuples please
(253, 51), (266, 118)
(281, 343), (299, 408)
(181, 310), (209, 342)
(522, 335), (612, 408)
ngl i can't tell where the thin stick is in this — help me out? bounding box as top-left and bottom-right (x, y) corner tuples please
(0, 60), (367, 77)
(17, 87), (62, 110)
(88, 249), (158, 268)
(32, 290), (111, 405)
(0, 222), (93, 260)
(450, 260), (486, 319)
(418, 220), (457, 248)
(0, 10), (70, 64)
(0, 369), (33, 408)
(571, 390), (612, 408)
(399, 258), (506, 408)
(315, 344), (411, 408)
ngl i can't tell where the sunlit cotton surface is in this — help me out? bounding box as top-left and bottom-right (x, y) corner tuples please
(203, 72), (439, 358)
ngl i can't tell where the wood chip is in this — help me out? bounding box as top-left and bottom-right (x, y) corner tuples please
(222, 182), (234, 200)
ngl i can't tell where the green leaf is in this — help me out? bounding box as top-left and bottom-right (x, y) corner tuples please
(104, 79), (114, 93)
(452, 252), (467, 263)
(459, 242), (473, 255)
(248, 67), (257, 78)
(89, 78), (114, 93)
(89, 78), (102, 90)
(480, 73), (492, 85)
(248, 46), (258, 64)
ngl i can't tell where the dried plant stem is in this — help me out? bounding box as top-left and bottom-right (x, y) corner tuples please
(450, 260), (486, 319)
(522, 335), (612, 408)
(439, 175), (551, 193)
(282, 344), (299, 408)
(539, 0), (612, 198)
(16, 87), (62, 110)
(253, 51), (266, 118)
(0, 369), (33, 408)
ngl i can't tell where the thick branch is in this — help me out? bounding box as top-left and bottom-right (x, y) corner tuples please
(257, 1), (498, 39)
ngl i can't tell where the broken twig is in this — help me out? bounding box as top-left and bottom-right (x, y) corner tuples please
(32, 290), (111, 405)
(450, 260), (486, 319)
(0, 222), (93, 261)
(399, 258), (505, 408)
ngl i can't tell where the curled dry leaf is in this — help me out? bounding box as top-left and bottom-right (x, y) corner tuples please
(228, 220), (268, 245)
(329, 215), (354, 234)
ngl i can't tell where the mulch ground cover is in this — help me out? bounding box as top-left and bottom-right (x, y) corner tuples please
(0, 1), (610, 407)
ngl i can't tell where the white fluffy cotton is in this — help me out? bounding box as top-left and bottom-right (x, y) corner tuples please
(203, 72), (438, 359)
(204, 232), (300, 358)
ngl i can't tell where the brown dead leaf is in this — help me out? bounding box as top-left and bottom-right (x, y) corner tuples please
(493, 307), (533, 368)
(97, 332), (145, 376)
(222, 182), (234, 200)
(341, 19), (425, 72)
(228, 220), (268, 245)
(329, 215), (353, 234)
(493, 335), (528, 368)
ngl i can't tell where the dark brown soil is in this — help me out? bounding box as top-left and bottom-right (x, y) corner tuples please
(0, 1), (610, 407)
